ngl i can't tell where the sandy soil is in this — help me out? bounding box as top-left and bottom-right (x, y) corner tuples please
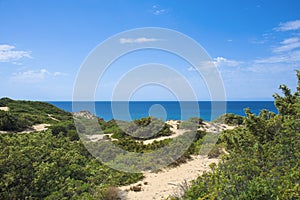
(143, 129), (187, 145)
(0, 123), (50, 134)
(20, 124), (50, 133)
(0, 107), (9, 111)
(199, 122), (235, 133)
(143, 120), (185, 145)
(48, 114), (60, 121)
(32, 124), (50, 132)
(86, 133), (117, 142)
(119, 155), (219, 200)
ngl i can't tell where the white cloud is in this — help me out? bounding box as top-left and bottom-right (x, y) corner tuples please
(0, 44), (32, 63)
(214, 57), (242, 67)
(281, 37), (299, 44)
(151, 4), (167, 15)
(153, 9), (166, 15)
(0, 44), (15, 51)
(11, 68), (66, 83)
(187, 57), (242, 72)
(275, 20), (300, 31)
(119, 37), (161, 44)
(272, 37), (300, 53)
(254, 50), (300, 64)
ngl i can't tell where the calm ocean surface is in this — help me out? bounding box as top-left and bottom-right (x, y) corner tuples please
(48, 101), (277, 122)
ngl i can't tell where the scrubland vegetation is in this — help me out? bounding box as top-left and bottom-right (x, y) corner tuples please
(1, 71), (299, 199)
(175, 71), (300, 199)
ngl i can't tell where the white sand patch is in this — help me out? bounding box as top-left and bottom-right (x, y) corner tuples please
(0, 107), (9, 111)
(199, 122), (236, 133)
(143, 120), (186, 145)
(19, 124), (50, 133)
(120, 155), (219, 200)
(48, 114), (60, 121)
(86, 134), (118, 142)
(86, 134), (106, 142)
(166, 120), (181, 132)
(143, 129), (187, 145)
(0, 131), (8, 134)
(32, 124), (50, 132)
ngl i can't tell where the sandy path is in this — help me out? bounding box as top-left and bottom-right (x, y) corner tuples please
(143, 129), (187, 145)
(143, 120), (186, 145)
(48, 114), (60, 121)
(120, 155), (219, 200)
(119, 120), (233, 199)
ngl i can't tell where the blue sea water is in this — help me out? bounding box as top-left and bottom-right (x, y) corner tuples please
(48, 101), (277, 122)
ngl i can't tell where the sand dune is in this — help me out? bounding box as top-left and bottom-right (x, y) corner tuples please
(118, 120), (234, 199)
(120, 155), (219, 200)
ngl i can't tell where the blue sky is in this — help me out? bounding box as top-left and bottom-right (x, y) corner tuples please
(1, 0), (300, 100)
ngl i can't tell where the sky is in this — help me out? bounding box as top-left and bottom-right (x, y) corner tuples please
(1, 0), (300, 101)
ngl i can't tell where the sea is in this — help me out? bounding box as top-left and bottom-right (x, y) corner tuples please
(48, 101), (277, 122)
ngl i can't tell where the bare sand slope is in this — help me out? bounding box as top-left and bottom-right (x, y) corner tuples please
(20, 124), (50, 133)
(32, 124), (50, 132)
(143, 129), (187, 145)
(120, 155), (219, 200)
(143, 120), (186, 145)
(0, 107), (9, 111)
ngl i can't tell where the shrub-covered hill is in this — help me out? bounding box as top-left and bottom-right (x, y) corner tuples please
(0, 97), (72, 131)
(0, 98), (217, 199)
(0, 98), (144, 199)
(178, 70), (300, 199)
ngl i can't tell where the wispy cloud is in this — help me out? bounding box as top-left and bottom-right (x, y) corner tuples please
(187, 57), (242, 72)
(119, 37), (161, 44)
(0, 44), (32, 63)
(151, 5), (167, 15)
(11, 68), (66, 83)
(272, 37), (300, 53)
(255, 49), (300, 64)
(153, 9), (166, 15)
(251, 20), (300, 67)
(275, 20), (300, 31)
(213, 57), (242, 67)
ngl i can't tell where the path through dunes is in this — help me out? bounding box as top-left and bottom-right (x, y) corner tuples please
(119, 155), (219, 200)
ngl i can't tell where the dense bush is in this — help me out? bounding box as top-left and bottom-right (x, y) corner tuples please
(0, 110), (30, 131)
(0, 131), (142, 199)
(124, 117), (173, 139)
(214, 113), (244, 125)
(179, 70), (300, 199)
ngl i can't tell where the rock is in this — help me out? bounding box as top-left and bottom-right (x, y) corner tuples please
(73, 110), (96, 119)
(130, 185), (142, 192)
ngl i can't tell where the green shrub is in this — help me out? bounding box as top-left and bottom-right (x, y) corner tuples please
(179, 70), (300, 200)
